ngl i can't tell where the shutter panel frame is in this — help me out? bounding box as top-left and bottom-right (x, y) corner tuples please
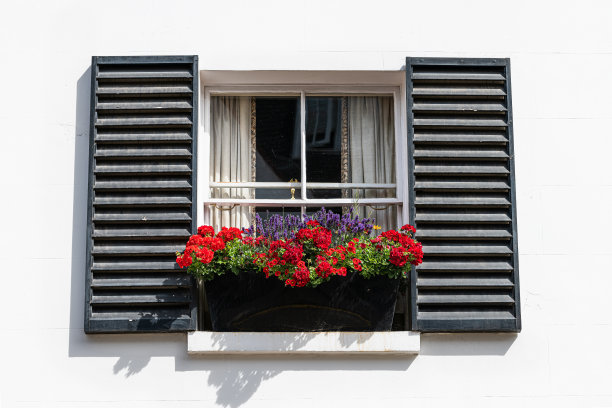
(406, 57), (521, 333)
(84, 55), (199, 333)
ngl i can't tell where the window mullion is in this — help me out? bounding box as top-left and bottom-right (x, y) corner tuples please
(300, 90), (307, 216)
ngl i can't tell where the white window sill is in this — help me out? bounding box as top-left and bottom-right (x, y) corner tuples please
(187, 331), (420, 355)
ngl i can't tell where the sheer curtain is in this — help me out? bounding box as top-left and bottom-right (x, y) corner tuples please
(348, 96), (396, 230)
(210, 96), (252, 231)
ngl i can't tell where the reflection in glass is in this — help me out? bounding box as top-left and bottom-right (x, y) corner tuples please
(254, 97), (300, 215)
(306, 95), (396, 229)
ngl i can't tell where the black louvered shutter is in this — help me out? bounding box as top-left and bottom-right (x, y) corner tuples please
(85, 56), (198, 333)
(407, 57), (520, 332)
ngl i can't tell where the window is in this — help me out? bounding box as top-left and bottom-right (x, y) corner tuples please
(84, 56), (521, 334)
(200, 86), (408, 234)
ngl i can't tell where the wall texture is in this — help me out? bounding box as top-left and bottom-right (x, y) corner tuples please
(1, 0), (611, 406)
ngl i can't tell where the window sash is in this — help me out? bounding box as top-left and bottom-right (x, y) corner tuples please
(200, 85), (408, 226)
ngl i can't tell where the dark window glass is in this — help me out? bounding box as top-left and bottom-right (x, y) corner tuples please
(305, 97), (343, 201)
(255, 97), (300, 213)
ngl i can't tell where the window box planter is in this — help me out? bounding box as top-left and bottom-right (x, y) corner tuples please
(176, 209), (423, 333)
(205, 270), (401, 332)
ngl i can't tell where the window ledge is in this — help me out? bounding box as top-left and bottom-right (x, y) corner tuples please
(187, 331), (420, 355)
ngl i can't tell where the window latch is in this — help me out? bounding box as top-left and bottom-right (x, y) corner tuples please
(289, 178), (299, 199)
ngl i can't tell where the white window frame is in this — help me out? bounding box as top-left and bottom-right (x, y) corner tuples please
(197, 72), (409, 228)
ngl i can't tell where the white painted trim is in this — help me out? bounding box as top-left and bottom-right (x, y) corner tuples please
(201, 86), (212, 226)
(300, 90), (307, 213)
(203, 198), (402, 207)
(188, 331), (420, 355)
(201, 70), (404, 86)
(399, 77), (410, 226)
(206, 85), (399, 95)
(393, 87), (405, 227)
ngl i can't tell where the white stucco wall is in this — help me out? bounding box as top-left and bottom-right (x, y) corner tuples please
(1, 0), (612, 406)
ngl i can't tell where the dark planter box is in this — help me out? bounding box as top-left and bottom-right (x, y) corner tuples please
(205, 271), (400, 332)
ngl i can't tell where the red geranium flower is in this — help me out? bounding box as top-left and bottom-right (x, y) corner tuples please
(196, 247), (214, 264)
(295, 228), (313, 242)
(198, 225), (215, 237)
(315, 260), (332, 277)
(312, 227), (332, 249)
(389, 247), (407, 267)
(216, 227), (243, 242)
(381, 230), (400, 242)
(401, 224), (416, 234)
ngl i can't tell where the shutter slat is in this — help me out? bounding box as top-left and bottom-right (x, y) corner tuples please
(415, 165), (509, 176)
(417, 229), (511, 239)
(415, 213), (511, 223)
(92, 292), (191, 305)
(97, 85), (193, 95)
(418, 277), (513, 288)
(414, 181), (510, 191)
(92, 276), (192, 288)
(95, 163), (191, 175)
(408, 57), (520, 332)
(417, 294), (514, 305)
(413, 149), (508, 159)
(93, 228), (190, 239)
(412, 72), (506, 81)
(414, 133), (508, 145)
(95, 147), (191, 158)
(93, 213), (191, 222)
(92, 260), (180, 272)
(92, 245), (185, 255)
(94, 196), (191, 206)
(418, 311), (515, 320)
(417, 261), (513, 273)
(412, 102), (507, 112)
(415, 197), (511, 207)
(421, 245), (512, 256)
(412, 87), (506, 97)
(94, 180), (191, 190)
(97, 101), (193, 112)
(95, 115), (192, 127)
(414, 118), (507, 128)
(85, 55), (198, 333)
(95, 132), (192, 143)
(97, 70), (193, 80)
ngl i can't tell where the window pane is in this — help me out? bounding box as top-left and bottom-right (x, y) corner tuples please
(255, 96), (301, 186)
(306, 95), (396, 229)
(255, 97), (301, 214)
(209, 96), (253, 230)
(347, 95), (396, 229)
(209, 96), (301, 230)
(305, 97), (342, 184)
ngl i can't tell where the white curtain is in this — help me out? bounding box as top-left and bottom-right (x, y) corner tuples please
(349, 96), (396, 230)
(210, 96), (252, 231)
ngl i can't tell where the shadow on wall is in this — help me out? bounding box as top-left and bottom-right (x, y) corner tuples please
(176, 352), (415, 408)
(67, 66), (197, 382)
(68, 67), (90, 337)
(421, 333), (517, 356)
(204, 330), (380, 351)
(68, 66), (192, 379)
